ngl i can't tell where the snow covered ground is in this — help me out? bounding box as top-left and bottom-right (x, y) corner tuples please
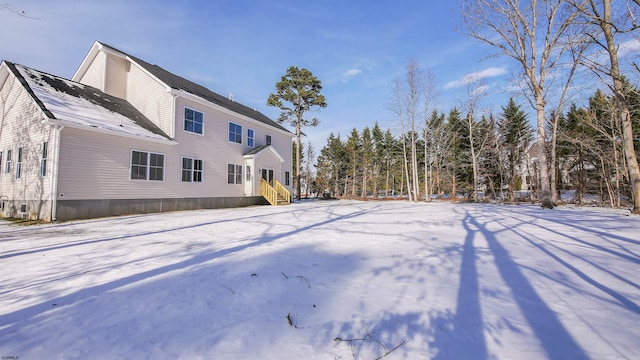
(1, 200), (639, 359)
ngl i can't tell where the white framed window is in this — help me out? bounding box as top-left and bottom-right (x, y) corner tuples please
(182, 157), (203, 182)
(265, 134), (272, 145)
(130, 150), (164, 181)
(247, 128), (255, 147)
(40, 142), (48, 177)
(184, 107), (204, 134)
(229, 122), (242, 144)
(227, 163), (242, 184)
(15, 147), (22, 180)
(285, 171), (291, 186)
(5, 149), (11, 174)
(246, 165), (251, 182)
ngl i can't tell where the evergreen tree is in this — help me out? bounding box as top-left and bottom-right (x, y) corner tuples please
(315, 133), (346, 198)
(267, 66), (327, 200)
(499, 98), (532, 200)
(345, 128), (361, 198)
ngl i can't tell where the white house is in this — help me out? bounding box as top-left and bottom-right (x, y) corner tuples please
(0, 41), (292, 221)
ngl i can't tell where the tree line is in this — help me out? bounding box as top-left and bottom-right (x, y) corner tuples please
(271, 1), (640, 213)
(313, 80), (639, 208)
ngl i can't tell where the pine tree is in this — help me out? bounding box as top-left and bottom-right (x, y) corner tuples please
(499, 98), (532, 201)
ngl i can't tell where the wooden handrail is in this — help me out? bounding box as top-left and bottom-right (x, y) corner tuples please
(261, 178), (290, 205)
(274, 180), (291, 205)
(261, 178), (278, 205)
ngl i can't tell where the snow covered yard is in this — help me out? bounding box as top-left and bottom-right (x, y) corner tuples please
(0, 200), (639, 359)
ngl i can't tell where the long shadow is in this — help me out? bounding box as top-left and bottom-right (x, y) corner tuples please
(1, 244), (364, 357)
(0, 204), (372, 331)
(0, 206), (306, 260)
(466, 211), (589, 360)
(489, 210), (640, 293)
(525, 237), (640, 315)
(430, 213), (487, 360)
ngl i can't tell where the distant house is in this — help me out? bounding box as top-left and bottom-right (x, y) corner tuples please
(0, 41), (291, 221)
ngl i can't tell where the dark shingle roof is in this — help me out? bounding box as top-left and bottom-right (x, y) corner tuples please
(244, 144), (271, 156)
(6, 61), (172, 141)
(100, 43), (290, 134)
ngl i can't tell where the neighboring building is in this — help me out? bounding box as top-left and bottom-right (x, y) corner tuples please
(0, 41), (292, 221)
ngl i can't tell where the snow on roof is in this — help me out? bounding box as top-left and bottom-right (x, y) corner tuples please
(11, 63), (173, 143)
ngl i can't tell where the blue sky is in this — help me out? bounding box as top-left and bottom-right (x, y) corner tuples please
(2, 0), (526, 150)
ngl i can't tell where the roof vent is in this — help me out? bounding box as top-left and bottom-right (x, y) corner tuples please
(229, 93), (234, 102)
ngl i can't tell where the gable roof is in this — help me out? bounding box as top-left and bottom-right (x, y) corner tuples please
(95, 42), (290, 134)
(243, 144), (285, 162)
(4, 61), (173, 144)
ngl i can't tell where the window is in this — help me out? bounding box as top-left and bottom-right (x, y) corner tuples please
(265, 135), (272, 145)
(184, 107), (204, 134)
(227, 163), (242, 184)
(246, 165), (251, 182)
(229, 122), (242, 144)
(247, 129), (255, 147)
(131, 150), (164, 181)
(149, 153), (164, 180)
(40, 142), (48, 177)
(15, 147), (22, 179)
(285, 171), (291, 186)
(182, 157), (203, 182)
(5, 149), (11, 174)
(0, 151), (3, 174)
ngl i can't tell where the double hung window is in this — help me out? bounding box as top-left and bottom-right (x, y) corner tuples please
(182, 157), (203, 182)
(131, 150), (164, 181)
(229, 122), (242, 144)
(227, 164), (242, 184)
(184, 108), (204, 134)
(247, 129), (255, 147)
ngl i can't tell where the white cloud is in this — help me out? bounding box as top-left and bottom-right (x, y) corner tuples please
(342, 68), (363, 80)
(617, 39), (640, 58)
(445, 67), (507, 89)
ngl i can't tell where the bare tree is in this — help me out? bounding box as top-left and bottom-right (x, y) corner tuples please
(388, 59), (435, 201)
(463, 77), (489, 202)
(567, 0), (640, 213)
(463, 0), (582, 206)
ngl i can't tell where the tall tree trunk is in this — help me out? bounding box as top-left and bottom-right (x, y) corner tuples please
(535, 98), (552, 201)
(601, 2), (640, 212)
(296, 122), (302, 201)
(402, 133), (413, 201)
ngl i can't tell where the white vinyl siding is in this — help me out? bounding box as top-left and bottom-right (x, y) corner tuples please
(76, 51), (105, 89)
(0, 77), (55, 219)
(104, 54), (127, 98)
(125, 63), (174, 136)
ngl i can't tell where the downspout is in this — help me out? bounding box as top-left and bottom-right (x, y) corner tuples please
(170, 93), (177, 139)
(50, 124), (63, 221)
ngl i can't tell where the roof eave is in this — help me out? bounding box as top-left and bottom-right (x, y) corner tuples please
(170, 89), (292, 137)
(41, 119), (178, 145)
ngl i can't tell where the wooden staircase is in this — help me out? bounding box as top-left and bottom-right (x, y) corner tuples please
(261, 178), (291, 206)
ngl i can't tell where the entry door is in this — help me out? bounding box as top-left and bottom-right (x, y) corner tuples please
(261, 168), (274, 185)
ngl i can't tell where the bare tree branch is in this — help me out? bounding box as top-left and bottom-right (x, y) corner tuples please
(0, 3), (38, 19)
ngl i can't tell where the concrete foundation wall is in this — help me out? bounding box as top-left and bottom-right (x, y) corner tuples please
(55, 196), (270, 221)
